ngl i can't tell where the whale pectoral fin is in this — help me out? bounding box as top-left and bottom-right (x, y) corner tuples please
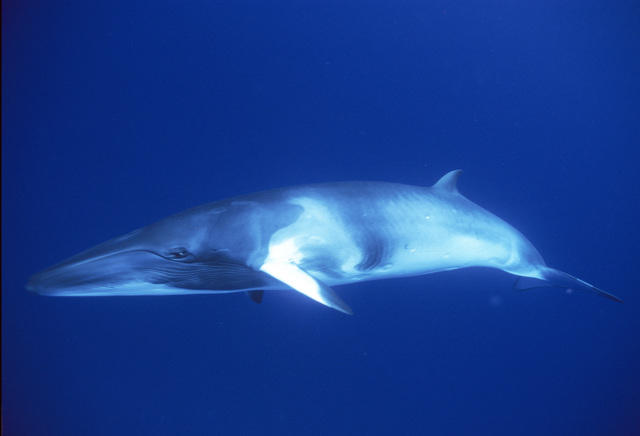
(247, 290), (264, 304)
(259, 261), (353, 315)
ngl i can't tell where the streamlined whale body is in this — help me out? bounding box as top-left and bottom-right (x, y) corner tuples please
(27, 170), (620, 313)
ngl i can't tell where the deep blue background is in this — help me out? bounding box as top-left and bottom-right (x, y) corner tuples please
(3, 1), (639, 435)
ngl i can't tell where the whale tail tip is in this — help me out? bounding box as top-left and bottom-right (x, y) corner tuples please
(514, 267), (622, 303)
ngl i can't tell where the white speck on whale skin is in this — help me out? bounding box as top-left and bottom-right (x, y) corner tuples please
(402, 244), (417, 253)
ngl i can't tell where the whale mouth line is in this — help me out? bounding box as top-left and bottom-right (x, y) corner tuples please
(26, 249), (170, 294)
(26, 247), (265, 297)
(35, 248), (168, 274)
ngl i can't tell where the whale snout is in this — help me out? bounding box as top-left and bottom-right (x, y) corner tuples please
(26, 249), (166, 296)
(26, 268), (66, 294)
(27, 260), (95, 295)
(26, 273), (46, 293)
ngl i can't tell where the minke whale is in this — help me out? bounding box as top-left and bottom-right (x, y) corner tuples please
(27, 170), (621, 313)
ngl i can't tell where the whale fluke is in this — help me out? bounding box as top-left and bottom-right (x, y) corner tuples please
(514, 267), (622, 303)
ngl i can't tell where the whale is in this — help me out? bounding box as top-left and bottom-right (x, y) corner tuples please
(26, 170), (621, 313)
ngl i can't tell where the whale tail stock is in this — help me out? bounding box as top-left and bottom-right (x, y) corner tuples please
(514, 267), (622, 303)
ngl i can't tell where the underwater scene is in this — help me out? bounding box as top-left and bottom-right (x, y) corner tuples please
(3, 1), (639, 435)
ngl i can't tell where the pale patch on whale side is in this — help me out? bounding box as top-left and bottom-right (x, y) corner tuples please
(261, 197), (363, 281)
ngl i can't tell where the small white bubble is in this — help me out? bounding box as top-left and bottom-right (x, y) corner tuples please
(489, 295), (503, 307)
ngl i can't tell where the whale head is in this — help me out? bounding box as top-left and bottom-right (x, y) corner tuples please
(26, 205), (266, 296)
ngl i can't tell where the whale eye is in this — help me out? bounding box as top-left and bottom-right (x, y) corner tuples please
(166, 247), (191, 260)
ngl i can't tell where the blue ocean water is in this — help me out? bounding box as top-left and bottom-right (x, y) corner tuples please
(2, 1), (639, 435)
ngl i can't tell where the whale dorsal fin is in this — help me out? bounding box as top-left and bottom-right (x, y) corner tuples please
(433, 169), (463, 194)
(259, 261), (353, 314)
